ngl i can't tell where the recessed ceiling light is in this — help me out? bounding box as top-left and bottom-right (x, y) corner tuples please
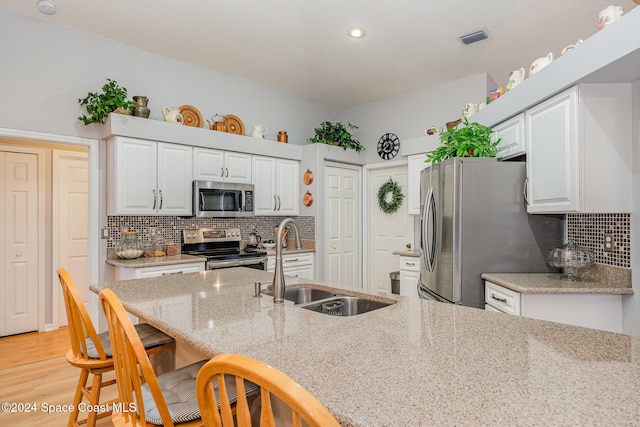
(37, 0), (57, 15)
(347, 27), (366, 39)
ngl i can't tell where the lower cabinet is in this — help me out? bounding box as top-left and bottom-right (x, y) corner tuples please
(115, 261), (205, 280)
(484, 280), (623, 333)
(267, 252), (314, 279)
(399, 256), (420, 297)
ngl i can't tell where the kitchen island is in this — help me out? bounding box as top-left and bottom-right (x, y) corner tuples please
(90, 268), (640, 426)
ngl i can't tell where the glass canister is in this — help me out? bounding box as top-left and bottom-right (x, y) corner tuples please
(116, 231), (144, 259)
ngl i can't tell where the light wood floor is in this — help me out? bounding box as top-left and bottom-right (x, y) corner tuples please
(0, 328), (117, 426)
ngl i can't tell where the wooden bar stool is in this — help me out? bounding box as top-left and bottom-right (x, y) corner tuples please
(196, 354), (340, 427)
(57, 268), (174, 427)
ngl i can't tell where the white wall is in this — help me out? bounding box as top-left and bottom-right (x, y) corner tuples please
(0, 9), (330, 144)
(335, 73), (491, 164)
(625, 79), (640, 337)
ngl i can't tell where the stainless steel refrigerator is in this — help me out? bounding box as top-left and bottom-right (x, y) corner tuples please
(418, 157), (563, 308)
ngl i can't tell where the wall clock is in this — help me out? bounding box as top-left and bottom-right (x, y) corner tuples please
(377, 133), (400, 160)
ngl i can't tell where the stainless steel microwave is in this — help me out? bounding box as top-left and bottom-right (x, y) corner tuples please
(193, 181), (254, 217)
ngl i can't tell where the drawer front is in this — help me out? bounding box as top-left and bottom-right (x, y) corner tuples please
(485, 281), (521, 315)
(400, 256), (420, 272)
(282, 252), (313, 266)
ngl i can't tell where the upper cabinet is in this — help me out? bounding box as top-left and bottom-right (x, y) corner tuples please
(493, 113), (525, 160)
(252, 156), (299, 215)
(193, 147), (252, 184)
(524, 84), (631, 213)
(107, 136), (193, 215)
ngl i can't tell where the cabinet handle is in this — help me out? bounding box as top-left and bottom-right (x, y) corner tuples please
(406, 261), (416, 266)
(273, 195), (278, 211)
(225, 167), (229, 178)
(491, 293), (508, 303)
(152, 189), (157, 210)
(277, 195), (281, 211)
(159, 189), (163, 210)
(162, 271), (184, 276)
(221, 167), (225, 177)
(523, 178), (530, 205)
(284, 258), (299, 263)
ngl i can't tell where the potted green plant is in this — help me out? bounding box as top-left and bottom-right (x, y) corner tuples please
(77, 78), (136, 125)
(308, 121), (365, 152)
(426, 119), (500, 163)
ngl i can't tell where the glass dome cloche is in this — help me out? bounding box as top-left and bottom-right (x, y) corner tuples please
(116, 230), (144, 259)
(547, 241), (595, 281)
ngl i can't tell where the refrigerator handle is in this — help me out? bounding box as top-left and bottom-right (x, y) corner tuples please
(523, 177), (530, 205)
(421, 187), (437, 272)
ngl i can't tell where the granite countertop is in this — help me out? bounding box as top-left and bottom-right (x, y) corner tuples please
(482, 273), (634, 295)
(90, 269), (640, 426)
(392, 249), (421, 257)
(106, 254), (205, 268)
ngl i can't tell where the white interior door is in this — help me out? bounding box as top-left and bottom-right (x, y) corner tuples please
(324, 164), (360, 288)
(1, 150), (39, 336)
(368, 165), (411, 294)
(54, 150), (89, 326)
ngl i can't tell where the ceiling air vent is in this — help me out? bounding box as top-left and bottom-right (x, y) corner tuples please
(459, 29), (489, 45)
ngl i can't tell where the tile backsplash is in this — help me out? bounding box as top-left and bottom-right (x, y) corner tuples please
(567, 213), (630, 268)
(106, 215), (315, 248)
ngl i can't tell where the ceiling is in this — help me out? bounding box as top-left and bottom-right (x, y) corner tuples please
(3, 0), (636, 111)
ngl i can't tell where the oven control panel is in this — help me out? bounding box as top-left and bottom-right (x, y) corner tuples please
(182, 228), (242, 244)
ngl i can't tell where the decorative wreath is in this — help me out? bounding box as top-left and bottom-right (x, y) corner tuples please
(377, 178), (404, 214)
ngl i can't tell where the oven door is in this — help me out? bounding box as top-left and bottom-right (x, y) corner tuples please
(206, 257), (267, 271)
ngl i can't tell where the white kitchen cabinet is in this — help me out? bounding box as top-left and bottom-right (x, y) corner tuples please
(399, 256), (420, 297)
(492, 113), (525, 160)
(114, 261), (205, 280)
(193, 147), (252, 184)
(107, 136), (193, 215)
(525, 84), (631, 214)
(484, 280), (622, 333)
(407, 154), (430, 215)
(267, 252), (314, 279)
(252, 156), (300, 215)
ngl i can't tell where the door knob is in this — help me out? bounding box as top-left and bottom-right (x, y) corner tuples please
(16, 252), (22, 257)
(332, 244), (337, 249)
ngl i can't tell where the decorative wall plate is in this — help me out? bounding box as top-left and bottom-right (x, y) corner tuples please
(303, 169), (314, 185)
(179, 105), (203, 127)
(223, 114), (245, 135)
(303, 191), (314, 207)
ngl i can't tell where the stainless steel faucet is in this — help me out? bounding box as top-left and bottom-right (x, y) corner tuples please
(273, 218), (303, 303)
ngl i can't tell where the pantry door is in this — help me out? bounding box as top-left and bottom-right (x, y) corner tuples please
(53, 150), (89, 326)
(1, 149), (40, 336)
(324, 164), (361, 288)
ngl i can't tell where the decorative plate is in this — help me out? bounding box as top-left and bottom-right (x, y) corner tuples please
(303, 191), (314, 207)
(303, 169), (314, 185)
(179, 105), (203, 128)
(223, 114), (245, 135)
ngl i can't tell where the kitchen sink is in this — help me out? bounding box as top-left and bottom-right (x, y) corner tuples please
(261, 287), (338, 304)
(300, 296), (394, 316)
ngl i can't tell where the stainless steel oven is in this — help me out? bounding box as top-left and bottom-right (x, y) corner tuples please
(181, 228), (267, 271)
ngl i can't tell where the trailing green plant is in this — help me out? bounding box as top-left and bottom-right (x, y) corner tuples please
(308, 121), (365, 152)
(426, 119), (500, 164)
(77, 78), (136, 125)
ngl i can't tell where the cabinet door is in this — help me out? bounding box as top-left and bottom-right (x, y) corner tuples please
(276, 159), (299, 215)
(493, 113), (525, 160)
(157, 143), (193, 215)
(525, 87), (579, 213)
(193, 147), (225, 181)
(252, 156), (278, 215)
(407, 154), (429, 215)
(224, 152), (252, 184)
(399, 270), (419, 297)
(109, 137), (157, 215)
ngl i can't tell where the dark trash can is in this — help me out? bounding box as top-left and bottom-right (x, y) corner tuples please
(390, 271), (400, 295)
